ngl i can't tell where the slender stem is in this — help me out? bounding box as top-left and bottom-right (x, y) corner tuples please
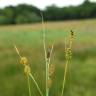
(29, 73), (44, 96)
(40, 12), (47, 61)
(61, 60), (69, 96)
(61, 38), (68, 96)
(40, 12), (48, 96)
(27, 75), (31, 96)
(46, 60), (49, 96)
(47, 45), (54, 96)
(61, 36), (73, 96)
(40, 12), (54, 96)
(14, 44), (22, 58)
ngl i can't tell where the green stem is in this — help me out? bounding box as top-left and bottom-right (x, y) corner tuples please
(40, 12), (53, 96)
(27, 75), (31, 96)
(61, 60), (69, 96)
(29, 73), (44, 96)
(46, 45), (53, 96)
(40, 12), (48, 96)
(46, 60), (49, 96)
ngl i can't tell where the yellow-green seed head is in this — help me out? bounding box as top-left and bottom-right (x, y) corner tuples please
(66, 48), (72, 60)
(24, 65), (31, 76)
(48, 78), (52, 88)
(70, 30), (74, 39)
(20, 57), (28, 65)
(49, 64), (55, 76)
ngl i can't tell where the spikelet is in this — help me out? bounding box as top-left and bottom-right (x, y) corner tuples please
(49, 64), (55, 77)
(69, 30), (74, 48)
(20, 57), (31, 77)
(47, 49), (51, 59)
(65, 48), (72, 60)
(24, 65), (31, 76)
(48, 78), (52, 88)
(46, 45), (53, 60)
(70, 30), (74, 39)
(20, 57), (28, 66)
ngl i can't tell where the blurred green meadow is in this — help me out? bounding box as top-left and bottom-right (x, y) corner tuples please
(0, 19), (96, 96)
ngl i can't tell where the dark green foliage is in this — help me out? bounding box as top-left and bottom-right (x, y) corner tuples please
(44, 0), (96, 20)
(0, 15), (12, 24)
(15, 12), (41, 24)
(0, 4), (41, 24)
(0, 0), (96, 24)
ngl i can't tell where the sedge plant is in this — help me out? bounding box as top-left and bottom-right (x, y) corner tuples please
(14, 12), (54, 96)
(40, 12), (54, 96)
(14, 45), (43, 96)
(14, 11), (74, 96)
(61, 30), (74, 96)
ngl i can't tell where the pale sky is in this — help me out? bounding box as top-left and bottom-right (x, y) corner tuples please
(0, 0), (96, 9)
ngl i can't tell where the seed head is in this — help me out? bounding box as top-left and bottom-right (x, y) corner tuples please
(47, 45), (53, 59)
(24, 65), (31, 76)
(20, 57), (28, 65)
(70, 30), (74, 38)
(47, 49), (51, 59)
(65, 48), (72, 60)
(49, 64), (55, 77)
(48, 78), (52, 88)
(69, 30), (74, 48)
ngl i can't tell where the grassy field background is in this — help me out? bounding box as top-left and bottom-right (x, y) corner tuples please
(0, 19), (96, 96)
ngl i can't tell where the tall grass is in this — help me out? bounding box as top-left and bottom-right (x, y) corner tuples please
(61, 30), (74, 96)
(14, 12), (74, 96)
(1, 19), (96, 96)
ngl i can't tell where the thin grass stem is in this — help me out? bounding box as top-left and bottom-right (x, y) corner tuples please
(40, 12), (54, 96)
(61, 38), (68, 96)
(40, 12), (49, 96)
(27, 75), (31, 96)
(61, 60), (69, 96)
(29, 73), (44, 96)
(61, 31), (74, 96)
(14, 44), (22, 58)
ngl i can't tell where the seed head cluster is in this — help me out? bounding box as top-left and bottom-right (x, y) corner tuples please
(65, 30), (74, 60)
(14, 45), (31, 76)
(46, 45), (55, 88)
(20, 56), (31, 76)
(20, 57), (28, 66)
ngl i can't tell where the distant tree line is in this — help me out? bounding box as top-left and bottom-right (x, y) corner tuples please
(0, 0), (96, 25)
